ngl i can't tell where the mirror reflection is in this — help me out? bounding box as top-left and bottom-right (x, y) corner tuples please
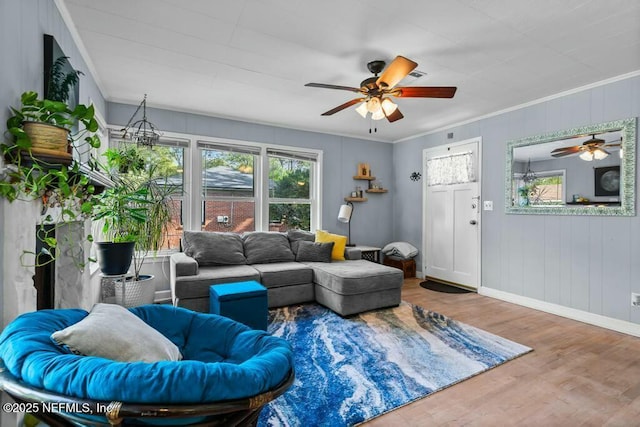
(505, 118), (636, 216)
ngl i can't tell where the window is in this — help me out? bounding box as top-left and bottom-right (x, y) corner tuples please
(107, 129), (322, 250)
(108, 134), (187, 250)
(513, 169), (565, 207)
(267, 149), (316, 231)
(198, 141), (260, 233)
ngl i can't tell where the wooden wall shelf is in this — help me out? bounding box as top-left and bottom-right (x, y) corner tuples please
(344, 197), (367, 202)
(365, 189), (388, 193)
(353, 175), (375, 181)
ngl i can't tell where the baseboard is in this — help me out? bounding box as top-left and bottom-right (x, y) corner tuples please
(154, 290), (172, 304)
(479, 286), (640, 337)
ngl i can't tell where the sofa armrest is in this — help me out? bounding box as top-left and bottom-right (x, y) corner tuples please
(170, 253), (199, 306)
(171, 252), (199, 276)
(344, 247), (361, 260)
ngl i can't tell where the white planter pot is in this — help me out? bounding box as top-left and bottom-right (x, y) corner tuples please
(114, 274), (155, 308)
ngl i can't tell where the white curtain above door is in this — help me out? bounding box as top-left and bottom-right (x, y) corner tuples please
(426, 151), (475, 186)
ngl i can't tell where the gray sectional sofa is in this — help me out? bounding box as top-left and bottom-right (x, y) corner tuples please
(170, 230), (404, 316)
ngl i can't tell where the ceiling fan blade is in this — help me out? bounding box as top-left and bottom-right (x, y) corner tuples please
(320, 98), (364, 116)
(376, 56), (417, 89)
(550, 146), (582, 154)
(305, 83), (362, 93)
(393, 86), (457, 98)
(551, 151), (580, 158)
(385, 107), (404, 123)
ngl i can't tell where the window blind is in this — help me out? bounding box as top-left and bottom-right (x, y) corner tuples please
(197, 140), (261, 155)
(267, 148), (318, 162)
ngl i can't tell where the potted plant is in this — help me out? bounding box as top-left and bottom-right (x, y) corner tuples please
(4, 56), (97, 163)
(91, 179), (148, 275)
(92, 147), (177, 305)
(0, 60), (101, 269)
(5, 91), (100, 163)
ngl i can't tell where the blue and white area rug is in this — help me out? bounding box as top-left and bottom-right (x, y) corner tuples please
(259, 302), (532, 427)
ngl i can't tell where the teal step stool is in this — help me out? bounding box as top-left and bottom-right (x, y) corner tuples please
(209, 281), (268, 330)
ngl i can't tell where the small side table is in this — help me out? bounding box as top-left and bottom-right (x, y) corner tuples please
(354, 245), (382, 263)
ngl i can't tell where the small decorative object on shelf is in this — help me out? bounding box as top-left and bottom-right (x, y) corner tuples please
(410, 171), (422, 181)
(358, 162), (371, 177)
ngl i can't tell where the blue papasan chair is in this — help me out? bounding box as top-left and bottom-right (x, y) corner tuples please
(0, 304), (294, 426)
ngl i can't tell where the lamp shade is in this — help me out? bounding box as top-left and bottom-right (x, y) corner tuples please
(355, 102), (368, 118)
(593, 149), (609, 160)
(337, 204), (352, 223)
(579, 151), (594, 161)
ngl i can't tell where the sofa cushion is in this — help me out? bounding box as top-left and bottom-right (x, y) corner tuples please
(304, 260), (403, 296)
(287, 229), (315, 255)
(51, 303), (182, 363)
(315, 230), (347, 261)
(296, 241), (334, 263)
(251, 262), (314, 288)
(175, 265), (260, 299)
(182, 231), (247, 266)
(243, 232), (295, 264)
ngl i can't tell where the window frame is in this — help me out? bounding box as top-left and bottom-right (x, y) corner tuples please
(264, 147), (319, 232)
(198, 140), (260, 233)
(105, 127), (192, 255)
(105, 128), (323, 247)
(513, 169), (566, 207)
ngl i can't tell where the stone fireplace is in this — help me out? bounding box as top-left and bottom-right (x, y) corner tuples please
(1, 198), (99, 328)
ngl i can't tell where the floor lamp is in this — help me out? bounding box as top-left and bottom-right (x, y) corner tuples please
(337, 202), (355, 246)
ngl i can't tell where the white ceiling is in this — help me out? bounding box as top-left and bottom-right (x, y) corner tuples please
(60, 0), (640, 143)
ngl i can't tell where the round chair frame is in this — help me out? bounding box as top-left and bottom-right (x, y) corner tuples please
(0, 363), (294, 426)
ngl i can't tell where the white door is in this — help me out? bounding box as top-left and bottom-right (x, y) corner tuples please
(423, 138), (481, 289)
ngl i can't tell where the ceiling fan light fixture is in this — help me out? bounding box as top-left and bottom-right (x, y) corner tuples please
(593, 149), (609, 160)
(371, 109), (385, 121)
(381, 97), (398, 116)
(366, 96), (381, 114)
(579, 151), (594, 161)
(355, 102), (368, 118)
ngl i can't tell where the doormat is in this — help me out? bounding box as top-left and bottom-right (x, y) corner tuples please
(259, 302), (531, 426)
(420, 280), (472, 293)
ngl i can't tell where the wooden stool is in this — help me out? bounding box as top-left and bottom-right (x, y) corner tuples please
(383, 257), (416, 278)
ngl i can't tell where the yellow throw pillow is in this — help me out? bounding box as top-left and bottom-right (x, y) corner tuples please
(315, 230), (347, 261)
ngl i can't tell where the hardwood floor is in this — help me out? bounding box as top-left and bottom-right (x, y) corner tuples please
(363, 278), (640, 427)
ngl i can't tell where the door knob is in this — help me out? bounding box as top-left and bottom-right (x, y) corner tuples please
(469, 220), (477, 225)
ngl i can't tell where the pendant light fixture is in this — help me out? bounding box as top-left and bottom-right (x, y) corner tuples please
(120, 94), (161, 147)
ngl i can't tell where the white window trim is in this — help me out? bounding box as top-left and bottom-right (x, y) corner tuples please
(514, 168), (566, 205)
(105, 127), (323, 233)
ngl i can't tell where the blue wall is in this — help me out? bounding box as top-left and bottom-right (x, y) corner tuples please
(393, 75), (640, 325)
(107, 102), (395, 248)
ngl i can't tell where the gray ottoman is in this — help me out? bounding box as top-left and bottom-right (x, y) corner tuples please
(303, 260), (404, 316)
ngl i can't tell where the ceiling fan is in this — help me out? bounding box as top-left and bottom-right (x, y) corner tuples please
(305, 56), (457, 124)
(550, 134), (622, 161)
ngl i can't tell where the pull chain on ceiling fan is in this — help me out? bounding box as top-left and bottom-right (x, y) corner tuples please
(305, 56), (457, 126)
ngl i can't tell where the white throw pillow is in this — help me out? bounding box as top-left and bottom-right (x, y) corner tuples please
(51, 303), (182, 363)
(382, 241), (419, 260)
